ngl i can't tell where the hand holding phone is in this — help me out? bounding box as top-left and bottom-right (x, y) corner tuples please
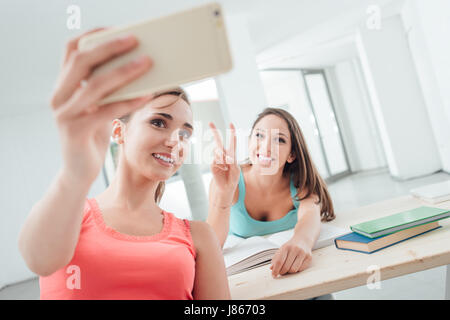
(50, 29), (154, 185)
(78, 2), (233, 105)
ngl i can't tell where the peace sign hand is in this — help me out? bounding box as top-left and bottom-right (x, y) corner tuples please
(209, 122), (240, 204)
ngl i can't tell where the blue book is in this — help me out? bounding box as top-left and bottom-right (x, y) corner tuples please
(334, 221), (441, 254)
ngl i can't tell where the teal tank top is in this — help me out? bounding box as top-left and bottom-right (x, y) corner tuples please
(229, 170), (300, 238)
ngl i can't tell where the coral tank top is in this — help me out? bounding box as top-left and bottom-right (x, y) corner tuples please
(39, 198), (196, 300)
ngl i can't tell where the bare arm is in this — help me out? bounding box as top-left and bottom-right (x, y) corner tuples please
(206, 180), (235, 248)
(17, 29), (153, 276)
(270, 194), (321, 277)
(290, 195), (321, 248)
(18, 170), (93, 276)
(191, 221), (231, 299)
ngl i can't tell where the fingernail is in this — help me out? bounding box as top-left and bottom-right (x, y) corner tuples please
(226, 156), (234, 163)
(130, 55), (151, 68)
(117, 33), (136, 45)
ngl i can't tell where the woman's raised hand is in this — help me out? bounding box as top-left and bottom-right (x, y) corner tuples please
(50, 28), (154, 185)
(209, 122), (240, 205)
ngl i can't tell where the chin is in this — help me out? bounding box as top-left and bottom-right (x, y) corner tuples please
(255, 162), (283, 175)
(144, 167), (176, 182)
(154, 174), (174, 183)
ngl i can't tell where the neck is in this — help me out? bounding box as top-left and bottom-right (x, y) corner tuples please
(96, 159), (162, 217)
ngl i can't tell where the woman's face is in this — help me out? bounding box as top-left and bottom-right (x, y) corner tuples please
(116, 94), (193, 181)
(248, 114), (295, 175)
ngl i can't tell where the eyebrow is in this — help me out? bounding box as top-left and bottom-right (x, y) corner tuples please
(255, 128), (288, 138)
(152, 112), (193, 131)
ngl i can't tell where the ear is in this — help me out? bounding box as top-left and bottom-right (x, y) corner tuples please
(287, 153), (296, 163)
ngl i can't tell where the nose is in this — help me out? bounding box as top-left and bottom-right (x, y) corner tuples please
(165, 129), (181, 147)
(165, 138), (178, 148)
(165, 130), (185, 161)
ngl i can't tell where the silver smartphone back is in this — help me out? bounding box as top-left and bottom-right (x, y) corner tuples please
(78, 2), (232, 105)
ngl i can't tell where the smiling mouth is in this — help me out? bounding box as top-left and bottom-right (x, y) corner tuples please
(257, 154), (273, 162)
(152, 153), (175, 166)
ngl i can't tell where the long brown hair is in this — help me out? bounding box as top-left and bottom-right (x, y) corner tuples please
(117, 87), (190, 204)
(250, 107), (335, 222)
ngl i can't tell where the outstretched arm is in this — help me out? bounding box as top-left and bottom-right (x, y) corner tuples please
(18, 28), (153, 276)
(270, 194), (321, 278)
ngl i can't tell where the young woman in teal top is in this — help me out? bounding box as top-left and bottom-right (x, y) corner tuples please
(229, 168), (300, 237)
(207, 107), (335, 278)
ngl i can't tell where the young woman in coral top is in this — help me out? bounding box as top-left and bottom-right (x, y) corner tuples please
(18, 28), (230, 300)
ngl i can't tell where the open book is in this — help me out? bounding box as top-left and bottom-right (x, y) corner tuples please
(223, 223), (348, 276)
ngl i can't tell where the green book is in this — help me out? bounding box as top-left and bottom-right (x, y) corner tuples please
(350, 206), (450, 238)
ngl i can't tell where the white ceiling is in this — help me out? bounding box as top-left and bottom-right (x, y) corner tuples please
(224, 0), (396, 52)
(251, 0), (402, 68)
(0, 0), (399, 117)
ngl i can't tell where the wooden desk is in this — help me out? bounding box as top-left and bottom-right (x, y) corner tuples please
(228, 195), (450, 299)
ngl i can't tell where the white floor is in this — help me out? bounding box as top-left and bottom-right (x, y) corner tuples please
(1, 167), (449, 300)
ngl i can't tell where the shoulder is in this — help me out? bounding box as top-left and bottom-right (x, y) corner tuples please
(82, 198), (95, 224)
(299, 190), (319, 203)
(297, 192), (320, 210)
(189, 221), (222, 255)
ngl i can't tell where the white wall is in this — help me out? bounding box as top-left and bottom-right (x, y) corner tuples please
(0, 107), (106, 289)
(356, 15), (441, 179)
(215, 14), (268, 162)
(401, 0), (450, 173)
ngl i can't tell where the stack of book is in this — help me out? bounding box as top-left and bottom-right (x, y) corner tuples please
(334, 206), (450, 254)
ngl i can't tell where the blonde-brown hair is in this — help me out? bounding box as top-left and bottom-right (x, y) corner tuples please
(250, 107), (335, 222)
(117, 87), (190, 203)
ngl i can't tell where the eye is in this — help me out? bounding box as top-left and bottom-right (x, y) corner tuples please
(278, 137), (286, 143)
(255, 132), (264, 139)
(179, 129), (191, 140)
(150, 118), (166, 128)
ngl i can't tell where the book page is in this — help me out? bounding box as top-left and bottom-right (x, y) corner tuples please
(222, 236), (278, 268)
(222, 224), (349, 274)
(266, 223), (349, 249)
(223, 234), (245, 250)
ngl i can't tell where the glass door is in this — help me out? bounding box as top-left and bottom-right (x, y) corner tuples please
(303, 70), (350, 178)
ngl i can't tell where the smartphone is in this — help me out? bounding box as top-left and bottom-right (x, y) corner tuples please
(78, 2), (232, 105)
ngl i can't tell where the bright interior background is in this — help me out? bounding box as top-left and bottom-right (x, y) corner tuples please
(2, 0), (450, 292)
